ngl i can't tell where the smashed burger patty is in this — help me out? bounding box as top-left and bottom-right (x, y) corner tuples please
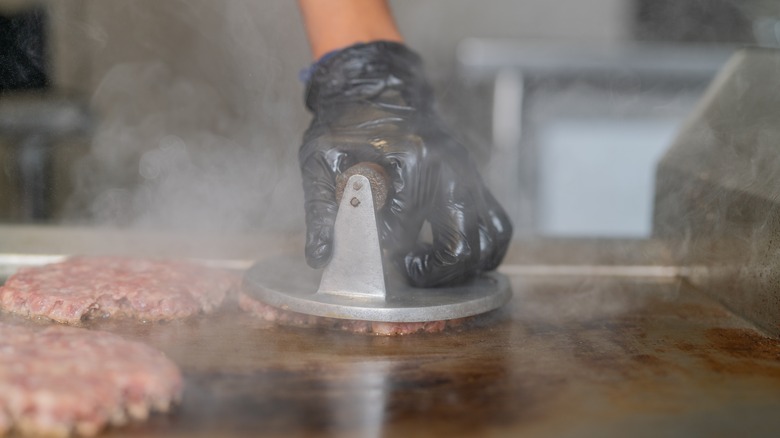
(238, 290), (468, 336)
(0, 322), (182, 437)
(0, 256), (234, 323)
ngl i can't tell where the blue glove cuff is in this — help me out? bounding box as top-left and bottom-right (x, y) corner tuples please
(298, 48), (343, 83)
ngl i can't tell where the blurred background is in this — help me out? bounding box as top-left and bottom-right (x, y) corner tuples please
(0, 0), (777, 238)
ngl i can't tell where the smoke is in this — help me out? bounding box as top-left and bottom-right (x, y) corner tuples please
(60, 1), (310, 238)
(64, 61), (276, 232)
(518, 277), (681, 325)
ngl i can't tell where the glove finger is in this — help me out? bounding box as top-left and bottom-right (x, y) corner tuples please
(403, 176), (481, 287)
(378, 150), (425, 258)
(300, 135), (386, 268)
(476, 188), (513, 272)
(300, 149), (341, 268)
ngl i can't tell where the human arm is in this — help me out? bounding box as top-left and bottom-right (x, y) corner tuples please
(297, 0), (403, 59)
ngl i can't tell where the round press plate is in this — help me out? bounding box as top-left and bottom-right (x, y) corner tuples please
(242, 255), (512, 323)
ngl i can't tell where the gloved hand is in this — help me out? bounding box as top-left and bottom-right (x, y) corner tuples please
(300, 41), (512, 287)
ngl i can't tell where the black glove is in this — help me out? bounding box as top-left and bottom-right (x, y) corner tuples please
(299, 41), (512, 287)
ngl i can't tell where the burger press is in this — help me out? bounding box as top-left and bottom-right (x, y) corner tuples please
(242, 163), (512, 323)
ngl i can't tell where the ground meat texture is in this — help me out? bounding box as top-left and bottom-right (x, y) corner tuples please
(0, 323), (182, 437)
(238, 291), (469, 336)
(0, 256), (234, 324)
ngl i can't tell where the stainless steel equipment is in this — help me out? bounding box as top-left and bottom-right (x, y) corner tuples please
(654, 48), (780, 336)
(456, 40), (733, 236)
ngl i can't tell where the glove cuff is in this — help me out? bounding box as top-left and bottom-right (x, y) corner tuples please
(304, 41), (434, 113)
(298, 49), (340, 84)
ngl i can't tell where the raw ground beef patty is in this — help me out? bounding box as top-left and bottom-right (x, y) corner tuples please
(238, 291), (470, 336)
(0, 322), (182, 437)
(0, 256), (234, 324)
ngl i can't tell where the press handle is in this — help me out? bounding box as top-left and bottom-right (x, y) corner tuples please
(335, 162), (389, 210)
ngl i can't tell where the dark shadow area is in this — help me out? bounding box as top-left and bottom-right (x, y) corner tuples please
(0, 6), (48, 92)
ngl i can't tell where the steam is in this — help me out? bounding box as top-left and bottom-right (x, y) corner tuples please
(60, 1), (309, 238)
(64, 62), (289, 232)
(519, 277), (681, 325)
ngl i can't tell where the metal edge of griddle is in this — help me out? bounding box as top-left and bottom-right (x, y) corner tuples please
(0, 254), (679, 291)
(0, 253), (685, 282)
(241, 257), (513, 323)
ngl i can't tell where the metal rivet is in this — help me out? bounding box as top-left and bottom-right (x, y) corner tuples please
(350, 197), (360, 207)
(353, 181), (363, 190)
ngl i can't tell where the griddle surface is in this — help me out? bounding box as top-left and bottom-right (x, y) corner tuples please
(4, 275), (779, 437)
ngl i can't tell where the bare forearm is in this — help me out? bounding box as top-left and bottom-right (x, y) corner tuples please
(297, 0), (403, 59)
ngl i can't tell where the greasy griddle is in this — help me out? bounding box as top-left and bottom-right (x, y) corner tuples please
(3, 244), (780, 437)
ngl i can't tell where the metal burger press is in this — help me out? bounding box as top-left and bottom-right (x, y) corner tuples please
(242, 163), (512, 324)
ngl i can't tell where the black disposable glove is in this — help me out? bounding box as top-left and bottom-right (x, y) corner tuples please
(300, 41), (512, 287)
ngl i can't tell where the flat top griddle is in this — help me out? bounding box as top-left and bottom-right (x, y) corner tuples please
(4, 259), (780, 437)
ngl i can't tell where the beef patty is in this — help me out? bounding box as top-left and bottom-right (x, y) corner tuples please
(0, 256), (234, 324)
(0, 322), (182, 437)
(238, 290), (469, 336)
